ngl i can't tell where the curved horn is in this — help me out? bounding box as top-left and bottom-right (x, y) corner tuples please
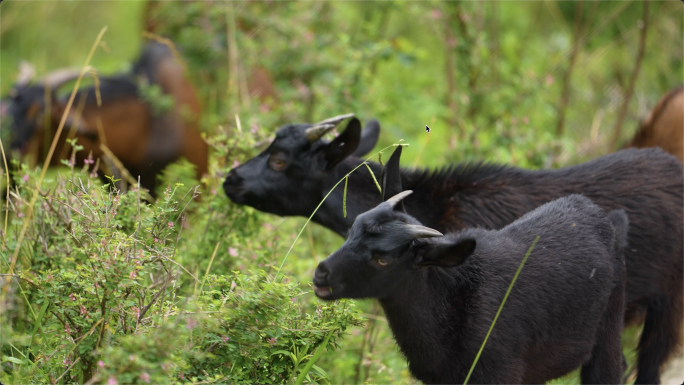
(316, 112), (354, 126)
(403, 224), (443, 239)
(15, 61), (36, 86)
(385, 190), (413, 208)
(304, 123), (336, 143)
(40, 68), (82, 90)
(304, 112), (355, 143)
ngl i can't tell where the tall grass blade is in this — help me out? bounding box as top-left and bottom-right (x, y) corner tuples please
(29, 300), (50, 348)
(294, 329), (334, 385)
(0, 136), (9, 252)
(463, 235), (540, 385)
(1, 26), (108, 302)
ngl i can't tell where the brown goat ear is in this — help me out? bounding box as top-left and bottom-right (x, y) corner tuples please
(324, 117), (361, 171)
(381, 146), (404, 212)
(420, 238), (476, 268)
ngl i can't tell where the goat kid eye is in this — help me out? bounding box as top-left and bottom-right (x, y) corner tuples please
(376, 259), (389, 266)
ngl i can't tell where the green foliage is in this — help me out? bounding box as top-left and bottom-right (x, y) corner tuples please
(0, 156), (361, 384)
(138, 83), (175, 117)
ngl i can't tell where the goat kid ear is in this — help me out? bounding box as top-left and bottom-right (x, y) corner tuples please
(324, 117), (361, 171)
(381, 145), (405, 212)
(350, 119), (380, 158)
(419, 238), (476, 268)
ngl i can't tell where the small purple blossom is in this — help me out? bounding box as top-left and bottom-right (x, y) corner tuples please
(222, 336), (230, 342)
(98, 361), (105, 368)
(229, 247), (238, 257)
(186, 318), (198, 330)
(268, 337), (277, 347)
(232, 160), (240, 169)
(140, 372), (150, 383)
(250, 124), (259, 134)
(168, 221), (174, 229)
(107, 376), (118, 385)
(69, 293), (76, 301)
(22, 174), (29, 182)
(545, 74), (554, 86)
(129, 270), (137, 279)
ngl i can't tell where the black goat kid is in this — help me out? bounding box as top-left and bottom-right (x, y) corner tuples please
(224, 117), (682, 383)
(314, 192), (628, 384)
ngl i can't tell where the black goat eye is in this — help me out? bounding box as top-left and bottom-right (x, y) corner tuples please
(269, 154), (287, 171)
(376, 259), (389, 266)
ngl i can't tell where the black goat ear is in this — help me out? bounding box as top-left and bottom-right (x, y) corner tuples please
(350, 119), (380, 158)
(420, 238), (476, 268)
(381, 146), (404, 212)
(324, 118), (361, 171)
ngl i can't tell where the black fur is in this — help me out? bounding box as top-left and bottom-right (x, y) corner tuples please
(314, 194), (628, 384)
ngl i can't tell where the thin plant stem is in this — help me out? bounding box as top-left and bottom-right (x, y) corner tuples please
(198, 241), (221, 296)
(0, 136), (9, 252)
(273, 142), (407, 281)
(463, 235), (540, 385)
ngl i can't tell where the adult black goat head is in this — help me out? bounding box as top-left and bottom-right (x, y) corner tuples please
(223, 114), (380, 220)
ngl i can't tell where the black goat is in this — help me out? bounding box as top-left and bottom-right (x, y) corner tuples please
(314, 192), (629, 384)
(223, 117), (683, 384)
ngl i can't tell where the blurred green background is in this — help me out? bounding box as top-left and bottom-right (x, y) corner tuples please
(2, 1), (681, 170)
(1, 1), (682, 384)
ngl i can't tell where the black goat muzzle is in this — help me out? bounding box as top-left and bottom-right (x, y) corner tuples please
(313, 264), (334, 299)
(223, 170), (246, 201)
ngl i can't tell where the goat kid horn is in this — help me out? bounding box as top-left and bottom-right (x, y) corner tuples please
(304, 112), (355, 142)
(404, 224), (443, 239)
(385, 190), (413, 208)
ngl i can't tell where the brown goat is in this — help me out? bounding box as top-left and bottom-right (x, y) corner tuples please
(626, 86), (684, 162)
(3, 41), (208, 198)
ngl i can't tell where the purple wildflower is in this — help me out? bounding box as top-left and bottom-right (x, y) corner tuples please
(140, 372), (150, 383)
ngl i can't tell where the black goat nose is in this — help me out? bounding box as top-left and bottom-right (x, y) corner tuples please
(315, 263), (330, 279)
(223, 170), (242, 186)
